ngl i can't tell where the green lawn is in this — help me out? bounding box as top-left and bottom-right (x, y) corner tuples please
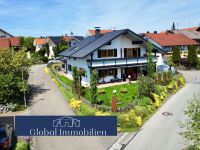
(84, 83), (138, 107)
(58, 75), (72, 85)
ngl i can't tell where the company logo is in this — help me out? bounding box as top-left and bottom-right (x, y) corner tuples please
(15, 116), (117, 136)
(53, 116), (80, 128)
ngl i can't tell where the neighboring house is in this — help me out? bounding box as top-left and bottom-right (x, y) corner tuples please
(0, 28), (13, 38)
(86, 28), (113, 37)
(60, 28), (166, 85)
(143, 32), (199, 53)
(63, 36), (84, 47)
(0, 37), (20, 50)
(33, 38), (47, 52)
(173, 27), (200, 43)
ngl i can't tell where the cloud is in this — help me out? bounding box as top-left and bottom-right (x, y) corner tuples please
(0, 0), (199, 36)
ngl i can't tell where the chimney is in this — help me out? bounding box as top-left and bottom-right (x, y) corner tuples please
(94, 27), (101, 37)
(154, 31), (157, 34)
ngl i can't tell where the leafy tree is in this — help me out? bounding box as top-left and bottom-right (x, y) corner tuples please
(0, 49), (31, 75)
(54, 38), (69, 57)
(171, 22), (176, 30)
(180, 96), (200, 149)
(20, 37), (34, 52)
(72, 67), (81, 99)
(147, 42), (155, 78)
(188, 45), (199, 67)
(167, 57), (175, 70)
(172, 46), (181, 64)
(137, 75), (155, 97)
(90, 70), (98, 104)
(0, 49), (30, 104)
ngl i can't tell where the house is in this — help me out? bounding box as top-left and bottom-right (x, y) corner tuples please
(33, 37), (55, 59)
(60, 28), (166, 85)
(0, 28), (13, 38)
(0, 37), (21, 50)
(86, 29), (113, 37)
(33, 38), (47, 52)
(143, 32), (199, 53)
(63, 35), (84, 47)
(173, 27), (200, 43)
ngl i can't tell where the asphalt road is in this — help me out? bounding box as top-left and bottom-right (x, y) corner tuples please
(124, 71), (200, 150)
(28, 64), (120, 150)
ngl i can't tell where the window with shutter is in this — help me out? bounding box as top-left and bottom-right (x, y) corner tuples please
(98, 50), (101, 58)
(114, 49), (117, 57)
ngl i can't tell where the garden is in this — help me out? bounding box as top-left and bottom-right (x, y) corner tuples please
(46, 43), (186, 132)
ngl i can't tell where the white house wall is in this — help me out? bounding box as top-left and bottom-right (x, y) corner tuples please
(93, 35), (146, 59)
(66, 57), (91, 84)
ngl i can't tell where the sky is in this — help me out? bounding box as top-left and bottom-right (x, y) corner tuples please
(0, 0), (199, 37)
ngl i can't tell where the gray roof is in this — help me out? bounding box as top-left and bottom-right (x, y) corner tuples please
(60, 29), (165, 58)
(174, 30), (200, 40)
(0, 28), (13, 37)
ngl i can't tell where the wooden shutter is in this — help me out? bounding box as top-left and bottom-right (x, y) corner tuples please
(98, 50), (101, 58)
(115, 69), (117, 75)
(138, 48), (141, 57)
(114, 49), (117, 57)
(124, 48), (127, 58)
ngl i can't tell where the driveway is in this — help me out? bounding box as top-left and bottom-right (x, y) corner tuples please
(124, 71), (200, 150)
(28, 64), (120, 150)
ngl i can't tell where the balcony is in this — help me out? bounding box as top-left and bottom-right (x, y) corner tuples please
(87, 56), (157, 68)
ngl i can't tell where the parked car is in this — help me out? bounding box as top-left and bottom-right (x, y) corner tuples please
(0, 124), (13, 150)
(157, 64), (176, 74)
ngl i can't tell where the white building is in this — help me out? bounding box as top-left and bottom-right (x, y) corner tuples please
(60, 28), (166, 84)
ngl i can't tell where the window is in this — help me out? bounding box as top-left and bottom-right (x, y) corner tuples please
(108, 50), (114, 57)
(98, 49), (117, 58)
(98, 69), (117, 78)
(68, 64), (72, 71)
(124, 48), (140, 58)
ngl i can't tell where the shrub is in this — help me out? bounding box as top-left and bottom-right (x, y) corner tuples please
(168, 70), (173, 81)
(95, 111), (111, 116)
(41, 56), (49, 63)
(155, 85), (163, 95)
(78, 104), (96, 116)
(163, 86), (168, 93)
(188, 45), (199, 67)
(172, 46), (181, 64)
(133, 106), (148, 118)
(69, 98), (81, 110)
(178, 76), (186, 85)
(16, 141), (28, 150)
(137, 96), (152, 106)
(98, 89), (106, 95)
(151, 93), (160, 107)
(120, 88), (128, 94)
(157, 72), (162, 84)
(163, 72), (168, 85)
(135, 116), (142, 127)
(137, 75), (155, 97)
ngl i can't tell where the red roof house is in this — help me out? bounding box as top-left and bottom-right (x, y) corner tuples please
(0, 37), (20, 49)
(144, 33), (199, 52)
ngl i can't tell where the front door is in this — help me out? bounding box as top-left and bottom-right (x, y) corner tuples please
(125, 67), (138, 80)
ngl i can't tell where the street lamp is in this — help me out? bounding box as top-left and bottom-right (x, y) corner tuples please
(21, 67), (27, 108)
(128, 75), (131, 83)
